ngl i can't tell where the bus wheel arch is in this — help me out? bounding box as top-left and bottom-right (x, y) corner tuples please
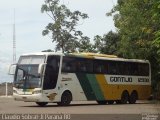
(121, 90), (129, 104)
(129, 90), (138, 104)
(57, 90), (72, 106)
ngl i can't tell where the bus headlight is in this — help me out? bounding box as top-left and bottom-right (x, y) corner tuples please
(32, 90), (42, 94)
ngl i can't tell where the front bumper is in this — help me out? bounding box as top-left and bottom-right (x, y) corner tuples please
(13, 93), (46, 102)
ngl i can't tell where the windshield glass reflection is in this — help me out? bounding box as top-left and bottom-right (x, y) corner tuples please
(14, 64), (41, 89)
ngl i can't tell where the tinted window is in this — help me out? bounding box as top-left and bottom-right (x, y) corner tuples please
(107, 61), (117, 74)
(62, 56), (93, 73)
(62, 57), (77, 72)
(93, 60), (107, 73)
(62, 56), (149, 76)
(138, 63), (149, 76)
(99, 60), (149, 76)
(77, 58), (93, 73)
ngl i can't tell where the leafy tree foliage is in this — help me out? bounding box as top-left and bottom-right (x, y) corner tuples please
(78, 36), (95, 52)
(93, 31), (120, 55)
(108, 0), (156, 59)
(41, 0), (89, 53)
(152, 0), (160, 55)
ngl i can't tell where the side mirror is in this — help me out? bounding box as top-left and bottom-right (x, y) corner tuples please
(8, 64), (17, 75)
(38, 63), (46, 75)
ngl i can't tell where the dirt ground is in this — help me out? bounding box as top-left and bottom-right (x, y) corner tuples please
(0, 97), (159, 120)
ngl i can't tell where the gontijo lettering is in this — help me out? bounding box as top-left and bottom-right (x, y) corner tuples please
(110, 77), (132, 82)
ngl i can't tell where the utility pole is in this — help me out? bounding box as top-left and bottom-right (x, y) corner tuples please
(7, 9), (17, 97)
(13, 9), (16, 64)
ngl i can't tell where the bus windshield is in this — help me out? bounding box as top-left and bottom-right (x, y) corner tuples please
(14, 55), (45, 89)
(14, 64), (41, 89)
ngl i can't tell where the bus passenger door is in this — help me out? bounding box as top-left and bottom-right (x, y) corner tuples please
(43, 56), (60, 90)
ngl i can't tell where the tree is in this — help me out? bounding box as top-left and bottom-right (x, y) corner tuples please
(107, 0), (157, 59)
(41, 0), (89, 53)
(78, 36), (95, 52)
(152, 0), (160, 55)
(93, 31), (120, 55)
(152, 0), (160, 98)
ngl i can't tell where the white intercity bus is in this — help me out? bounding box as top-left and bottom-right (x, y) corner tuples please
(9, 52), (151, 106)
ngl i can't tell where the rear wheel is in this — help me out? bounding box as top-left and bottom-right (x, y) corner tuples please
(57, 91), (72, 106)
(121, 91), (129, 104)
(36, 102), (48, 107)
(129, 91), (138, 104)
(97, 100), (107, 105)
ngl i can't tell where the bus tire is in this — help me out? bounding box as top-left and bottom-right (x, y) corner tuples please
(107, 100), (114, 104)
(57, 91), (72, 106)
(97, 100), (107, 105)
(36, 102), (48, 107)
(121, 91), (129, 104)
(129, 91), (138, 104)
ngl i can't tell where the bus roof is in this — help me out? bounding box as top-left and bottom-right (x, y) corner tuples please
(21, 52), (149, 63)
(21, 52), (64, 56)
(70, 52), (118, 58)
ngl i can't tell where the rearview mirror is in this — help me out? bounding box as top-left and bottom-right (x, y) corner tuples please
(38, 63), (46, 75)
(8, 64), (17, 75)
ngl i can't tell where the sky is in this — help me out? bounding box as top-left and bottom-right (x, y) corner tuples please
(0, 0), (117, 83)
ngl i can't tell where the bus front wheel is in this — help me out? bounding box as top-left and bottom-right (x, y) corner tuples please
(36, 102), (48, 107)
(57, 91), (72, 106)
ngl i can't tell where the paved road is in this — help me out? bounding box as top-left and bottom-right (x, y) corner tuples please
(0, 97), (160, 120)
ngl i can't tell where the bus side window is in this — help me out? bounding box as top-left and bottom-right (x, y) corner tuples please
(118, 62), (126, 75)
(94, 60), (105, 73)
(138, 63), (149, 76)
(97, 66), (102, 73)
(80, 65), (86, 72)
(63, 57), (77, 72)
(132, 63), (138, 75)
(77, 58), (93, 73)
(94, 60), (99, 73)
(125, 62), (129, 75)
(108, 61), (117, 74)
(86, 60), (93, 73)
(77, 61), (87, 72)
(62, 63), (71, 72)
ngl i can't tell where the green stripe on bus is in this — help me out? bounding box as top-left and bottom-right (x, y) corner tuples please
(86, 74), (105, 100)
(76, 73), (96, 100)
